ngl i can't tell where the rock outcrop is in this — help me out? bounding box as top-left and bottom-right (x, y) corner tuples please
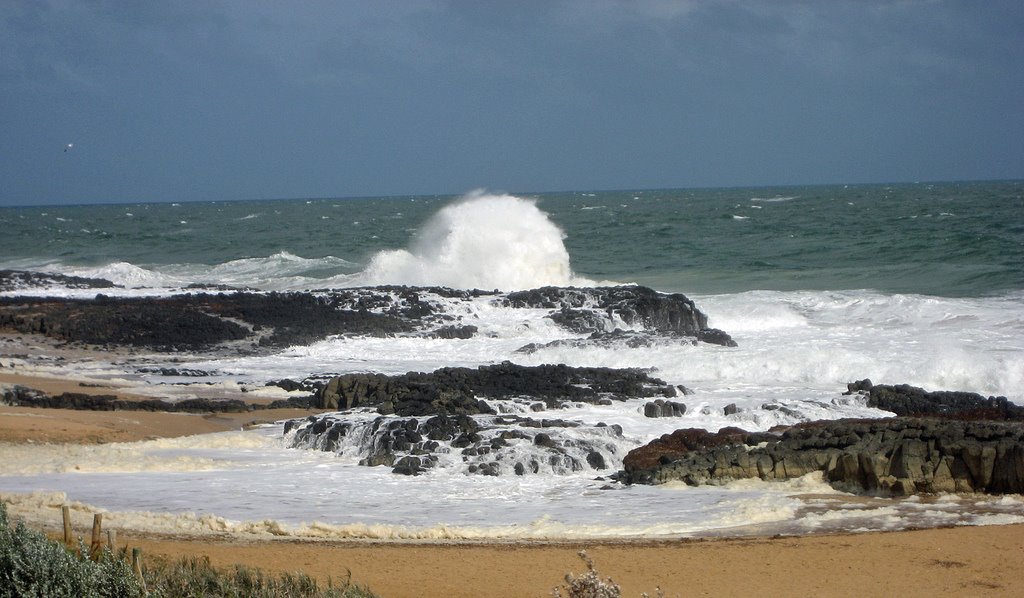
(0, 270), (116, 292)
(848, 379), (1024, 420)
(621, 418), (1024, 496)
(503, 286), (736, 346)
(0, 292), (411, 349)
(315, 362), (678, 414)
(287, 409), (626, 477)
(622, 381), (1024, 495)
(0, 278), (734, 351)
(0, 384), (312, 413)
(293, 362), (676, 476)
(643, 399), (687, 418)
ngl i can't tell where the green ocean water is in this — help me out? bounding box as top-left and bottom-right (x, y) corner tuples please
(1, 180), (1021, 297)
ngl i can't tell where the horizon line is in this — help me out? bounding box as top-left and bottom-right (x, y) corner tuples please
(1, 177), (1021, 209)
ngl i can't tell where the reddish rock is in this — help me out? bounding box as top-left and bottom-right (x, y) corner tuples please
(622, 426), (749, 472)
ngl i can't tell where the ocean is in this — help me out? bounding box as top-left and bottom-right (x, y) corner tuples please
(1, 181), (1023, 539)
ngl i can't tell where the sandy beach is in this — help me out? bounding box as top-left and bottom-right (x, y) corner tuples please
(116, 525), (1023, 597)
(3, 371), (1023, 597)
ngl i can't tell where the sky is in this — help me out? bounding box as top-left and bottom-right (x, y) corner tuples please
(1, 1), (1023, 206)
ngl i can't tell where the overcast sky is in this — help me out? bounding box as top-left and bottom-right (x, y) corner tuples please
(2, 1), (1022, 206)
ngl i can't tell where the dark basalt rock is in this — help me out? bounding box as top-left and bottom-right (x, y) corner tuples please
(517, 330), (690, 354)
(288, 409), (625, 477)
(205, 292), (413, 346)
(263, 396), (315, 410)
(847, 379), (1023, 420)
(0, 281), (736, 351)
(697, 328), (737, 347)
(503, 286), (736, 347)
(0, 296), (250, 349)
(430, 325), (478, 339)
(1, 384), (313, 413)
(621, 417), (1024, 496)
(621, 382), (1024, 495)
(314, 362), (678, 413)
(0, 291), (412, 349)
(504, 286), (706, 334)
(643, 399), (687, 418)
(393, 455), (438, 476)
(266, 379), (306, 392)
(0, 270), (115, 292)
(533, 432), (557, 448)
(0, 385), (252, 413)
(138, 367), (215, 377)
(548, 308), (612, 335)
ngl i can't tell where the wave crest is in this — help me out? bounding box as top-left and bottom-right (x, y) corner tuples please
(361, 191), (591, 291)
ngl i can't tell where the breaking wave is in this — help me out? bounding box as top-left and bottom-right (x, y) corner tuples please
(360, 191), (593, 291)
(32, 252), (359, 294)
(14, 193), (596, 293)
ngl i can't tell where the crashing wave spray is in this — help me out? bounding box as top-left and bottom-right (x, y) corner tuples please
(362, 191), (592, 291)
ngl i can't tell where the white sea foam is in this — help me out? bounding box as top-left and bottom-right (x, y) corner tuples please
(750, 196), (798, 202)
(962, 513), (1024, 526)
(0, 431), (278, 476)
(359, 191), (593, 291)
(64, 261), (185, 289)
(0, 489), (800, 540)
(0, 467), (843, 540)
(689, 290), (1024, 401)
(160, 251), (359, 290)
(3, 252), (362, 296)
(6, 467), (1020, 540)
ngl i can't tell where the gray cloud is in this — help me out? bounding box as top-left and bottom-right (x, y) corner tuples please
(1, 0), (1021, 204)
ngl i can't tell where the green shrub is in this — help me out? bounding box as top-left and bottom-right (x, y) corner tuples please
(0, 502), (143, 598)
(141, 555), (376, 598)
(0, 503), (375, 598)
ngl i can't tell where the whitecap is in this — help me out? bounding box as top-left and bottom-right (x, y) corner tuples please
(359, 191), (593, 291)
(750, 196), (798, 202)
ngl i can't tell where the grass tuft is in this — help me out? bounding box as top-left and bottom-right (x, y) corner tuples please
(0, 503), (143, 598)
(552, 550), (668, 598)
(0, 502), (376, 598)
(551, 550), (622, 598)
(141, 555), (375, 598)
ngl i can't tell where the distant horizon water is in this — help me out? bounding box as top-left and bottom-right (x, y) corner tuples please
(3, 177), (1022, 209)
(2, 180), (1020, 297)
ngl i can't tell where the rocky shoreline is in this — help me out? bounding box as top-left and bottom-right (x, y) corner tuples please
(621, 381), (1024, 495)
(0, 270), (735, 352)
(8, 362), (1022, 494)
(3, 269), (1022, 497)
(287, 362), (680, 476)
(0, 383), (312, 413)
